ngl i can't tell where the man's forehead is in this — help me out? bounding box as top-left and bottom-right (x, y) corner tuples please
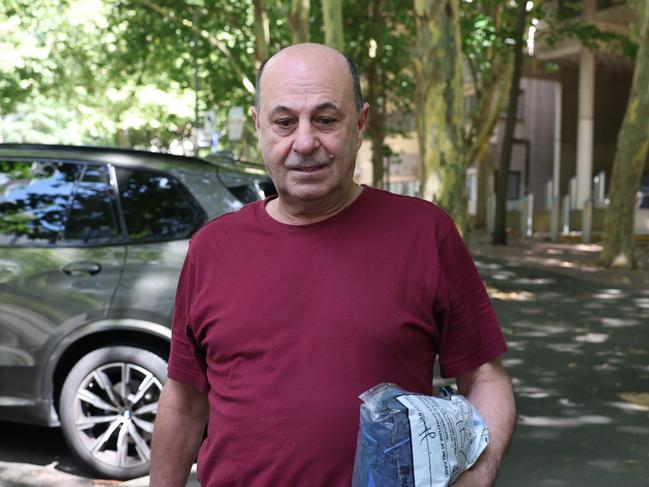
(264, 56), (347, 87)
(258, 45), (353, 109)
(266, 43), (347, 72)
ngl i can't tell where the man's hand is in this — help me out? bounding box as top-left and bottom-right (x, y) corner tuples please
(149, 378), (209, 487)
(453, 359), (516, 487)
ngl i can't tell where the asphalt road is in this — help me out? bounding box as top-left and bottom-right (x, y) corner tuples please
(0, 256), (647, 486)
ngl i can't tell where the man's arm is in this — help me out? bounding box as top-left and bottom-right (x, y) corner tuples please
(149, 378), (210, 487)
(454, 359), (516, 487)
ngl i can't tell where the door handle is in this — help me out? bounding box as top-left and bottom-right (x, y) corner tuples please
(62, 261), (102, 276)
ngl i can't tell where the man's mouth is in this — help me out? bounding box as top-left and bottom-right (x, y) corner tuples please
(293, 164), (326, 173)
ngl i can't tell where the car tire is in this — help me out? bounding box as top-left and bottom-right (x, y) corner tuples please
(59, 346), (167, 480)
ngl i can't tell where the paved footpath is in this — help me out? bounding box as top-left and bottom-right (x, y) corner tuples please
(473, 254), (649, 486)
(1, 238), (647, 486)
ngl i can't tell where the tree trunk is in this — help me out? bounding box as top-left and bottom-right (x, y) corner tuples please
(469, 60), (512, 230)
(460, 0), (514, 233)
(253, 0), (270, 68)
(492, 0), (527, 245)
(413, 0), (467, 234)
(367, 0), (386, 188)
(117, 128), (130, 148)
(322, 0), (344, 51)
(367, 58), (386, 188)
(600, 0), (649, 268)
(466, 58), (513, 168)
(290, 0), (310, 44)
(475, 145), (495, 229)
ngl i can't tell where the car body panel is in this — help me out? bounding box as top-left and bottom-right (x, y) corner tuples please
(0, 245), (125, 424)
(0, 144), (274, 451)
(109, 240), (190, 326)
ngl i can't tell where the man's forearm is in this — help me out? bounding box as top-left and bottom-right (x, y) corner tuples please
(150, 380), (209, 487)
(455, 360), (517, 487)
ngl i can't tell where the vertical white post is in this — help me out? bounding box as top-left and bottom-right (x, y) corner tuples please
(520, 197), (528, 238)
(550, 196), (560, 241)
(552, 82), (562, 202)
(575, 48), (595, 210)
(487, 192), (496, 234)
(562, 194), (571, 236)
(582, 198), (593, 243)
(526, 194), (534, 238)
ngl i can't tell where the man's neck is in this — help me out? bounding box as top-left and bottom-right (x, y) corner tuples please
(266, 184), (363, 225)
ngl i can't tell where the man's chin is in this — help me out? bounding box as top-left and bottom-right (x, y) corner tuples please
(279, 181), (339, 202)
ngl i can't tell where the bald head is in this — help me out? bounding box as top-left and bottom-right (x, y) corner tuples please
(255, 43), (363, 114)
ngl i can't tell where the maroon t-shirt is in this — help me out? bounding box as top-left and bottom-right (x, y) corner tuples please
(168, 186), (507, 486)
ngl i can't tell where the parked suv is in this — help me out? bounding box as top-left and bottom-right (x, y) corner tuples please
(0, 144), (274, 480)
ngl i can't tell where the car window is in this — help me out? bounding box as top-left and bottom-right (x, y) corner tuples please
(0, 160), (78, 245)
(63, 164), (122, 245)
(227, 184), (262, 204)
(115, 166), (204, 243)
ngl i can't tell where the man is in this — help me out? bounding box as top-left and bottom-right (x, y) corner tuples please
(150, 43), (516, 487)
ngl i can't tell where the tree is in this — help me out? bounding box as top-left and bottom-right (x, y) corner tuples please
(1, 1), (190, 147)
(492, 0), (528, 245)
(253, 0), (271, 67)
(289, 0), (310, 43)
(460, 0), (516, 229)
(366, 0), (388, 188)
(322, 0), (344, 50)
(600, 0), (649, 268)
(413, 0), (467, 233)
(410, 0), (525, 236)
(342, 0), (414, 189)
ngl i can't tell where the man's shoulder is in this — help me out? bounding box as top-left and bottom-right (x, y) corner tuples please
(365, 186), (454, 225)
(190, 200), (262, 244)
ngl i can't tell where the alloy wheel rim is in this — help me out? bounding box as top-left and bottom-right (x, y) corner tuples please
(72, 361), (162, 469)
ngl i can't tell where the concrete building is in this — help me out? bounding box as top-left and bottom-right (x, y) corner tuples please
(533, 0), (649, 238)
(355, 0), (648, 238)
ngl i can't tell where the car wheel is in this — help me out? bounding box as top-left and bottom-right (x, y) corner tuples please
(59, 346), (167, 480)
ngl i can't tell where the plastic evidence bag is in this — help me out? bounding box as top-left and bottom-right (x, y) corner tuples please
(351, 383), (489, 487)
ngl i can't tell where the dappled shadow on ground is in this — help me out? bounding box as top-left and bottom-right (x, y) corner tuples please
(474, 257), (649, 486)
(468, 232), (649, 290)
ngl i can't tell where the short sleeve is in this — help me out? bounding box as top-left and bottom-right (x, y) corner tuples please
(435, 225), (507, 378)
(167, 244), (210, 394)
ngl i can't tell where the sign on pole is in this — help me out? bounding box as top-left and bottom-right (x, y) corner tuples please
(204, 110), (216, 134)
(227, 106), (245, 142)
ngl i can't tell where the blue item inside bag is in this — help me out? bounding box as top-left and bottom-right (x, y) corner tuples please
(352, 383), (489, 487)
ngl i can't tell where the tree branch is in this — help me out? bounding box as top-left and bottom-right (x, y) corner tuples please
(135, 0), (255, 95)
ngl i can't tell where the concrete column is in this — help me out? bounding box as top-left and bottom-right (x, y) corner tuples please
(575, 48), (595, 209)
(552, 82), (562, 201)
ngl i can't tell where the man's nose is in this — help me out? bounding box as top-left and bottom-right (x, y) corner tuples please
(292, 122), (319, 154)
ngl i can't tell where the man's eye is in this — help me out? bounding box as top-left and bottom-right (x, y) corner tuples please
(274, 119), (295, 129)
(316, 117), (336, 127)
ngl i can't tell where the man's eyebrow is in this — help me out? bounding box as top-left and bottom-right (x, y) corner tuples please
(313, 102), (341, 113)
(267, 106), (294, 119)
(267, 102), (342, 119)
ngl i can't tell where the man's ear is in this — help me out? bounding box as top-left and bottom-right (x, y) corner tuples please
(356, 102), (370, 147)
(251, 106), (261, 135)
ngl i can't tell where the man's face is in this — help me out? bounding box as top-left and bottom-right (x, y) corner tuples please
(252, 47), (369, 208)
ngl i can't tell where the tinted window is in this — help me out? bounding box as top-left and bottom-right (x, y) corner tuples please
(0, 160), (78, 245)
(115, 166), (204, 243)
(63, 164), (122, 245)
(227, 184), (261, 204)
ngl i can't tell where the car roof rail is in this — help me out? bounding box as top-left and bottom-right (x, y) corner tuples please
(203, 154), (268, 176)
(0, 143), (212, 166)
